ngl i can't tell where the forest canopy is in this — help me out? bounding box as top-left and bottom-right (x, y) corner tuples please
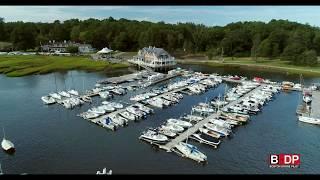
(0, 17), (319, 65)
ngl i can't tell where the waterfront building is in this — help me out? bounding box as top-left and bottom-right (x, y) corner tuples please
(128, 46), (176, 71)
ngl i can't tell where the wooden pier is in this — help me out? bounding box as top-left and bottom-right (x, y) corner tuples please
(296, 90), (320, 118)
(311, 91), (320, 118)
(159, 84), (266, 152)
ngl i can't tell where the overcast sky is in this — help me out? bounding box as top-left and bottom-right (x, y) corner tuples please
(1, 6), (320, 26)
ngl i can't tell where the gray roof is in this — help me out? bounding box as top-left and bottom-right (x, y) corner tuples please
(141, 46), (170, 57)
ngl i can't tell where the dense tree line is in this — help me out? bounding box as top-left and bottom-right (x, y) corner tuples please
(0, 17), (319, 65)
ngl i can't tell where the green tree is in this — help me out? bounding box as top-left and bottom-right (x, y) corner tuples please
(70, 25), (81, 42)
(281, 43), (306, 63)
(10, 23), (37, 50)
(0, 17), (5, 41)
(251, 34), (261, 61)
(66, 46), (79, 53)
(297, 50), (318, 65)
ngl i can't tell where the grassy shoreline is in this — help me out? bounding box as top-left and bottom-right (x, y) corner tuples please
(177, 57), (320, 77)
(0, 55), (129, 77)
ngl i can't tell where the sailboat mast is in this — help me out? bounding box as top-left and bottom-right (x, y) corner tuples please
(0, 162), (3, 175)
(2, 127), (5, 139)
(54, 73), (57, 92)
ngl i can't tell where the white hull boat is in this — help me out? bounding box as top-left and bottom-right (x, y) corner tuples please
(161, 124), (184, 133)
(139, 130), (168, 144)
(174, 142), (207, 163)
(68, 89), (79, 96)
(50, 93), (62, 100)
(298, 116), (320, 125)
(167, 119), (193, 128)
(58, 91), (71, 98)
(119, 111), (136, 121)
(41, 96), (56, 105)
(199, 127), (222, 138)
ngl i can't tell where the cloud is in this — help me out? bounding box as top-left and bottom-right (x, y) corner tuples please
(1, 6), (320, 27)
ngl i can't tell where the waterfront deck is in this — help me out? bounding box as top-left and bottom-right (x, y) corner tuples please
(159, 84), (266, 152)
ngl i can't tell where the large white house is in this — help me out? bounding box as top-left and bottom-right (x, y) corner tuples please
(128, 46), (176, 71)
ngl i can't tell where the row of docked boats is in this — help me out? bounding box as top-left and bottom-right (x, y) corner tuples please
(41, 89), (79, 105)
(79, 102), (154, 131)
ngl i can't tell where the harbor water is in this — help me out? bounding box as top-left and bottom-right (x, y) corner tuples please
(0, 65), (319, 174)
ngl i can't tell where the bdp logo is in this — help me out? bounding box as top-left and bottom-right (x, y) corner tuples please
(269, 154), (300, 168)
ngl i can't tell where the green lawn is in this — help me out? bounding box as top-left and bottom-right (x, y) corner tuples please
(0, 55), (129, 77)
(177, 57), (320, 76)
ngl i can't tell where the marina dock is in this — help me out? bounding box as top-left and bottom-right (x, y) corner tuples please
(311, 91), (320, 118)
(159, 84), (266, 152)
(296, 90), (320, 118)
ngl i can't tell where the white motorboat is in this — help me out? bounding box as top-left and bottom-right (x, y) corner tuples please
(167, 119), (193, 128)
(204, 123), (231, 136)
(161, 123), (184, 133)
(108, 115), (126, 127)
(81, 96), (92, 103)
(303, 95), (312, 104)
(99, 91), (110, 99)
(41, 96), (56, 105)
(68, 89), (79, 96)
(99, 105), (115, 113)
(109, 102), (124, 109)
(191, 133), (221, 147)
(298, 116), (320, 125)
(209, 119), (233, 129)
(92, 87), (102, 93)
(1, 129), (15, 153)
(132, 104), (153, 114)
(183, 115), (203, 123)
(119, 111), (136, 121)
(192, 106), (214, 114)
(156, 128), (177, 138)
(88, 107), (106, 115)
(49, 93), (62, 100)
(62, 100), (72, 109)
(139, 130), (168, 144)
(110, 88), (126, 95)
(174, 142), (207, 163)
(58, 91), (71, 98)
(80, 112), (100, 119)
(126, 107), (146, 119)
(198, 127), (222, 138)
(146, 98), (164, 108)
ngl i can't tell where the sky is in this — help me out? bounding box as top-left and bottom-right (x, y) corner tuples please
(1, 6), (320, 26)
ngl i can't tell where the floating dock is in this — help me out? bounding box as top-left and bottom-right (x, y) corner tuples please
(159, 84), (266, 152)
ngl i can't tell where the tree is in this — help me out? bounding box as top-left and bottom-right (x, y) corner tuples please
(251, 34), (261, 61)
(281, 43), (306, 63)
(297, 50), (318, 66)
(0, 17), (4, 41)
(70, 25), (81, 42)
(10, 23), (37, 50)
(66, 46), (79, 53)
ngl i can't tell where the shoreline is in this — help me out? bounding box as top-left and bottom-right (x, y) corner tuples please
(177, 59), (320, 77)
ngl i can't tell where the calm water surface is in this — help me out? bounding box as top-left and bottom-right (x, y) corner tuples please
(0, 65), (319, 174)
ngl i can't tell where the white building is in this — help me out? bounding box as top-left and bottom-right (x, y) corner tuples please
(128, 46), (176, 71)
(41, 41), (95, 54)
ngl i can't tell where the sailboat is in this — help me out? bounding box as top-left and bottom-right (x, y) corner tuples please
(1, 128), (15, 153)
